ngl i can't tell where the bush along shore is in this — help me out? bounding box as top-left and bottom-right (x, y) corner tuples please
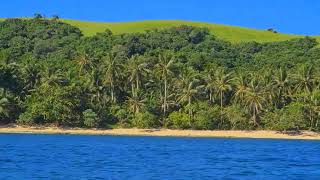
(0, 16), (320, 132)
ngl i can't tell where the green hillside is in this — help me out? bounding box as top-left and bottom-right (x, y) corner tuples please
(61, 19), (320, 44)
(1, 17), (320, 131)
(1, 18), (320, 44)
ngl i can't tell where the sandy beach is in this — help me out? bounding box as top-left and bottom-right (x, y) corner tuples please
(0, 125), (319, 140)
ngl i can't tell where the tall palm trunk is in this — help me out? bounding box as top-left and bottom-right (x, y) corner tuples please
(252, 105), (259, 126)
(164, 77), (167, 116)
(136, 73), (139, 96)
(188, 95), (192, 127)
(218, 90), (225, 129)
(188, 96), (192, 118)
(110, 81), (115, 103)
(209, 89), (214, 104)
(220, 91), (223, 121)
(253, 110), (257, 126)
(131, 83), (135, 98)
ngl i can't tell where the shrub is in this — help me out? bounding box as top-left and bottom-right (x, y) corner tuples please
(191, 103), (223, 130)
(83, 109), (100, 128)
(262, 102), (307, 131)
(18, 86), (80, 126)
(279, 103), (307, 130)
(224, 105), (251, 130)
(168, 111), (190, 129)
(193, 110), (215, 130)
(109, 105), (133, 127)
(132, 111), (159, 129)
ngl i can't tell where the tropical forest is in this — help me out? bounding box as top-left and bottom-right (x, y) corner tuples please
(1, 16), (320, 131)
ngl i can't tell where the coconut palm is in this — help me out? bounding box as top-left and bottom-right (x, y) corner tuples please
(306, 89), (320, 129)
(126, 93), (146, 115)
(233, 72), (251, 105)
(214, 69), (233, 121)
(177, 68), (203, 118)
(88, 70), (108, 112)
(22, 64), (41, 91)
(127, 55), (148, 98)
(154, 51), (175, 116)
(102, 53), (123, 103)
(243, 80), (267, 126)
(294, 64), (315, 96)
(40, 67), (68, 87)
(0, 63), (21, 92)
(203, 69), (217, 104)
(215, 69), (233, 107)
(76, 51), (94, 77)
(257, 69), (274, 108)
(0, 92), (9, 118)
(272, 67), (293, 108)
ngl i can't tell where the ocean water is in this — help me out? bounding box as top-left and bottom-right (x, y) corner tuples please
(0, 134), (319, 179)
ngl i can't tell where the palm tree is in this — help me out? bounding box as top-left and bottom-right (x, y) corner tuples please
(154, 51), (175, 116)
(40, 67), (67, 87)
(203, 69), (216, 104)
(0, 89), (9, 118)
(88, 69), (108, 112)
(243, 80), (267, 126)
(294, 64), (315, 97)
(233, 72), (251, 105)
(0, 63), (21, 92)
(272, 67), (293, 108)
(76, 51), (94, 77)
(22, 64), (41, 93)
(306, 89), (320, 129)
(126, 93), (146, 115)
(127, 55), (148, 98)
(257, 69), (274, 108)
(102, 53), (123, 103)
(214, 69), (233, 120)
(177, 68), (203, 118)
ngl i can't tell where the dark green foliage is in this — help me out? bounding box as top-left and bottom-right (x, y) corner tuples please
(109, 105), (132, 127)
(18, 85), (81, 126)
(262, 103), (307, 131)
(168, 111), (191, 129)
(0, 18), (320, 131)
(224, 105), (251, 130)
(132, 111), (159, 129)
(83, 109), (100, 128)
(0, 88), (20, 124)
(193, 110), (217, 130)
(191, 102), (222, 130)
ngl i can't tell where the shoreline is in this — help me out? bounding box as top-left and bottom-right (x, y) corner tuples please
(0, 125), (320, 140)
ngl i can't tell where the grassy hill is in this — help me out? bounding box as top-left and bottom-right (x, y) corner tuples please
(61, 19), (320, 44)
(1, 18), (320, 44)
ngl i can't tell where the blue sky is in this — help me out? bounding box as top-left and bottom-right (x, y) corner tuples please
(1, 0), (319, 35)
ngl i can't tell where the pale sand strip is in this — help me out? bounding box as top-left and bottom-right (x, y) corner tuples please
(0, 125), (319, 140)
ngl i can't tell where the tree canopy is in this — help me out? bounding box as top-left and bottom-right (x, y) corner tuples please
(1, 18), (320, 131)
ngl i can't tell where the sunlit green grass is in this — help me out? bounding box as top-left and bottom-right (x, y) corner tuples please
(1, 18), (319, 44)
(61, 19), (320, 44)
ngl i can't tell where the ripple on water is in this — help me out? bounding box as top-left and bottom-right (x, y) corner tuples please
(0, 134), (319, 179)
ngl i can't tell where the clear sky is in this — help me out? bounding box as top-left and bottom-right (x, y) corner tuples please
(1, 0), (319, 35)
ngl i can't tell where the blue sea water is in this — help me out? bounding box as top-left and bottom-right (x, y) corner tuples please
(0, 134), (319, 179)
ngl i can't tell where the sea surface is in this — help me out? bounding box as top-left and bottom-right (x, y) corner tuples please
(0, 134), (319, 179)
